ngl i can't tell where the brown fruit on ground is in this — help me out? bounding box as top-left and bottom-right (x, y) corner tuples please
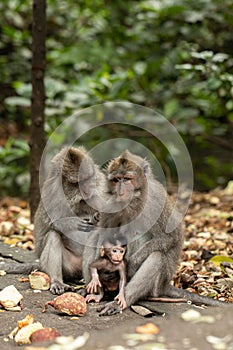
(30, 327), (61, 343)
(43, 292), (87, 316)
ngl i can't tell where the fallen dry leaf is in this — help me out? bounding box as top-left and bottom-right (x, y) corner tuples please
(24, 347), (46, 350)
(172, 185), (233, 301)
(3, 237), (21, 245)
(18, 314), (34, 330)
(18, 277), (29, 283)
(0, 221), (14, 236)
(136, 323), (160, 335)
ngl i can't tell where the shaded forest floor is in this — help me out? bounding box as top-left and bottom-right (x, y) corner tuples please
(0, 184), (233, 350)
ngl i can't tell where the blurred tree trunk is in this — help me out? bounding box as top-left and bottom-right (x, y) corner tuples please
(29, 0), (46, 221)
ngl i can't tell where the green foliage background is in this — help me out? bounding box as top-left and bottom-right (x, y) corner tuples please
(0, 0), (233, 197)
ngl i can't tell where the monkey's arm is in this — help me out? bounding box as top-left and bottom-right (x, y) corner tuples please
(114, 262), (127, 309)
(82, 229), (103, 283)
(85, 258), (109, 303)
(86, 263), (103, 294)
(86, 258), (112, 293)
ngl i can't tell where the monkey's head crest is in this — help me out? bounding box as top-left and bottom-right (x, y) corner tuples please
(53, 146), (95, 183)
(108, 149), (150, 176)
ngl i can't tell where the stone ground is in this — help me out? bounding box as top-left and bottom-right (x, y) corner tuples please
(0, 242), (233, 350)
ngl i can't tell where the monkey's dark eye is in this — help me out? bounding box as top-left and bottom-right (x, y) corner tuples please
(123, 178), (131, 182)
(112, 178), (119, 183)
(112, 248), (117, 253)
(120, 250), (124, 254)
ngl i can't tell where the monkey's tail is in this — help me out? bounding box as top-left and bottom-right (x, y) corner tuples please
(0, 261), (40, 275)
(164, 285), (226, 307)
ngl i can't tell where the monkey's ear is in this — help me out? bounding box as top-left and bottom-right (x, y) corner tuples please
(142, 160), (150, 175)
(100, 246), (105, 257)
(68, 148), (81, 164)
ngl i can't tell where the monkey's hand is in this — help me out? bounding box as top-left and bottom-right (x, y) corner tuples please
(86, 276), (102, 294)
(98, 301), (123, 316)
(52, 217), (95, 234)
(77, 218), (95, 232)
(114, 293), (127, 310)
(50, 281), (74, 295)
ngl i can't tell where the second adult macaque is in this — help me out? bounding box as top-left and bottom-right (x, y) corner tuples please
(2, 146), (105, 295)
(83, 149), (225, 316)
(34, 146), (106, 295)
(85, 235), (127, 309)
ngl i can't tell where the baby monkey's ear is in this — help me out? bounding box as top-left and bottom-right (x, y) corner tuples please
(100, 246), (105, 257)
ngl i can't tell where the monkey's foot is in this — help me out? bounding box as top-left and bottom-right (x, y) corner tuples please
(50, 281), (74, 295)
(77, 288), (87, 297)
(85, 294), (102, 303)
(97, 301), (123, 316)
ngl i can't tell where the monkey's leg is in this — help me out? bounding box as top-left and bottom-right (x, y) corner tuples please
(40, 230), (73, 295)
(98, 252), (163, 316)
(127, 235), (180, 278)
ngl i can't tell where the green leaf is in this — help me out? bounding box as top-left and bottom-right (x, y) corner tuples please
(164, 99), (179, 119)
(210, 256), (233, 266)
(4, 96), (30, 107)
(191, 51), (214, 60)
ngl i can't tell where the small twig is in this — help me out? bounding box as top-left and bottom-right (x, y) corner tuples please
(146, 297), (187, 303)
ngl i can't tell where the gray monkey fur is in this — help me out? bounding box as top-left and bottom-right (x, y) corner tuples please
(82, 150), (225, 316)
(2, 146), (106, 295)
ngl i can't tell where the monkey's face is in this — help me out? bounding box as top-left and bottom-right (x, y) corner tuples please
(109, 246), (125, 264)
(109, 174), (136, 203)
(107, 151), (149, 206)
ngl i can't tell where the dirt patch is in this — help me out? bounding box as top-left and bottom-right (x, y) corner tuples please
(0, 188), (233, 349)
(0, 272), (233, 350)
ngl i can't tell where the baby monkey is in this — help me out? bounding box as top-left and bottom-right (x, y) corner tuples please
(85, 235), (127, 309)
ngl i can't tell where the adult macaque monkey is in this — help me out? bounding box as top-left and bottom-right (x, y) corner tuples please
(85, 235), (127, 309)
(3, 147), (105, 295)
(83, 150), (225, 316)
